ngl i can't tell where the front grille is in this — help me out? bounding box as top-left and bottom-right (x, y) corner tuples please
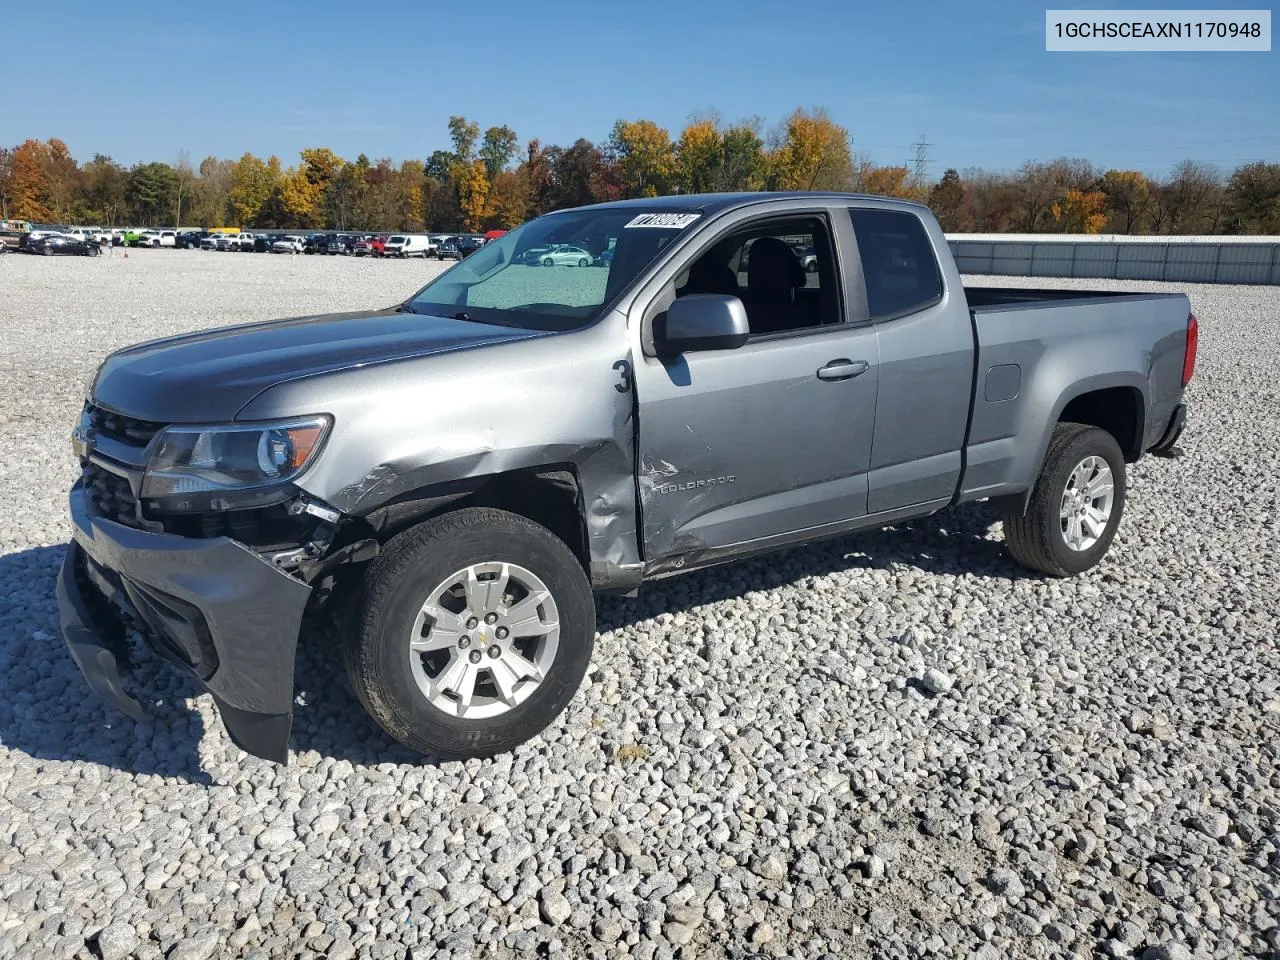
(83, 463), (140, 526)
(86, 403), (165, 446)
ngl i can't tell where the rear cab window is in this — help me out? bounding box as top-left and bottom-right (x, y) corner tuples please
(847, 208), (943, 319)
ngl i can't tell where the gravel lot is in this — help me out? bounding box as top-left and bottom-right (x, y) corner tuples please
(1, 248), (1277, 960)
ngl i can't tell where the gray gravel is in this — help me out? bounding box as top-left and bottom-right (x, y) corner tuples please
(1, 248), (1278, 959)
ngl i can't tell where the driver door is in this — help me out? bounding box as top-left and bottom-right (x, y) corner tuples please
(633, 210), (879, 563)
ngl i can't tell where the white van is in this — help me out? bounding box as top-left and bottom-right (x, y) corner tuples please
(384, 234), (432, 258)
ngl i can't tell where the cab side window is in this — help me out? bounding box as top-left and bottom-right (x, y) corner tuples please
(675, 216), (841, 337)
(848, 208), (943, 319)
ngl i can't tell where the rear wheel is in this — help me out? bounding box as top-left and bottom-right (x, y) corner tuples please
(1002, 423), (1126, 576)
(346, 507), (596, 759)
(577, 257), (589, 267)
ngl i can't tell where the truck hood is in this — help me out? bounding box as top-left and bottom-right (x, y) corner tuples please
(92, 308), (547, 422)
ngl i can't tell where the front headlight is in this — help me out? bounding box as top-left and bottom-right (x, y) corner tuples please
(141, 415), (331, 499)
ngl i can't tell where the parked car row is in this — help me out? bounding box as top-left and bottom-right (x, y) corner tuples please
(4, 224), (513, 262)
(176, 230), (497, 259)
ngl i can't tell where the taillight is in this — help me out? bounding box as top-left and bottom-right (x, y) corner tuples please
(1182, 312), (1198, 386)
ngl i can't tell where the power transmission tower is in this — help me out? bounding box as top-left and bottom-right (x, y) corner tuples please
(909, 136), (932, 187)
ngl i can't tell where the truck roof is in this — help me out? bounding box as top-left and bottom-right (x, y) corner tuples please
(557, 190), (931, 216)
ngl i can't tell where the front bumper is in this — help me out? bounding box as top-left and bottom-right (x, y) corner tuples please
(56, 484), (312, 762)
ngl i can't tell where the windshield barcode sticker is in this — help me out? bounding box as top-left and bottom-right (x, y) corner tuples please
(624, 213), (701, 229)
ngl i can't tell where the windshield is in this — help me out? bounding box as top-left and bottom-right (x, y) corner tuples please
(403, 207), (700, 331)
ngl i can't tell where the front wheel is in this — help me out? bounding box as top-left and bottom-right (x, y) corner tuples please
(346, 507), (596, 759)
(542, 257), (554, 267)
(577, 257), (589, 267)
(1002, 423), (1127, 577)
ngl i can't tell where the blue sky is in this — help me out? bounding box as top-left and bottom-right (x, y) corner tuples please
(4, 1), (1276, 177)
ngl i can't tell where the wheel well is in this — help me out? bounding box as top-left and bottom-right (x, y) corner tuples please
(356, 467), (588, 569)
(1059, 387), (1144, 462)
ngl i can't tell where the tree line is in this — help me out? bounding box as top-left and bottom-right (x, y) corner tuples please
(1, 110), (1277, 235)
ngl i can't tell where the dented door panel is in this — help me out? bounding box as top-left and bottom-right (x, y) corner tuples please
(633, 328), (879, 562)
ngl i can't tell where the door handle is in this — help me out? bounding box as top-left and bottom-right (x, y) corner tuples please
(816, 359), (869, 381)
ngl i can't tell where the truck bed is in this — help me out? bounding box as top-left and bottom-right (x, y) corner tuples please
(957, 285), (1192, 505)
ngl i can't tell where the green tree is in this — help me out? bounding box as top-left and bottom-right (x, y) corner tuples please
(0, 146), (12, 219)
(1225, 161), (1280, 234)
(81, 154), (128, 224)
(448, 116), (480, 163)
(718, 123), (766, 191)
(127, 162), (178, 226)
(1098, 170), (1153, 233)
(191, 156), (234, 227)
(480, 125), (519, 179)
(928, 169), (970, 232)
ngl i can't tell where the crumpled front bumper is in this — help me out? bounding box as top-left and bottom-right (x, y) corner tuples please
(56, 484), (312, 762)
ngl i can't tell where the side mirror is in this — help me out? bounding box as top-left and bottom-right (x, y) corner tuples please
(659, 294), (750, 355)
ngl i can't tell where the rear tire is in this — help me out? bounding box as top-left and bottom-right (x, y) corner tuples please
(1002, 422), (1126, 577)
(346, 507), (596, 759)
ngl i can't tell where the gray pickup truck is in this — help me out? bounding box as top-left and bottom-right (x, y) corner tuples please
(58, 192), (1196, 763)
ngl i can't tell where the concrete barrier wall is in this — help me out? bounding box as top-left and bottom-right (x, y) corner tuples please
(946, 235), (1280, 285)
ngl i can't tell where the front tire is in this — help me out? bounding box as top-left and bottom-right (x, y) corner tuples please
(346, 507), (596, 759)
(1002, 423), (1126, 577)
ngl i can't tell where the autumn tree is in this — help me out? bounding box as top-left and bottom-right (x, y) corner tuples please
(521, 139), (556, 217)
(672, 116), (767, 194)
(228, 153), (275, 225)
(608, 119), (675, 197)
(676, 119), (722, 194)
(860, 165), (913, 198)
(1012, 158), (1097, 231)
(1098, 170), (1152, 233)
(9, 139), (52, 220)
(399, 160), (426, 230)
(41, 138), (82, 222)
(767, 108), (853, 191)
(965, 169), (1022, 232)
(928, 169), (971, 232)
(457, 159), (490, 232)
(1050, 190), (1107, 233)
(486, 169), (528, 228)
(552, 138), (608, 209)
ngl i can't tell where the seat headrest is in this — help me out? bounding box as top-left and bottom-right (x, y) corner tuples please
(747, 237), (805, 300)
